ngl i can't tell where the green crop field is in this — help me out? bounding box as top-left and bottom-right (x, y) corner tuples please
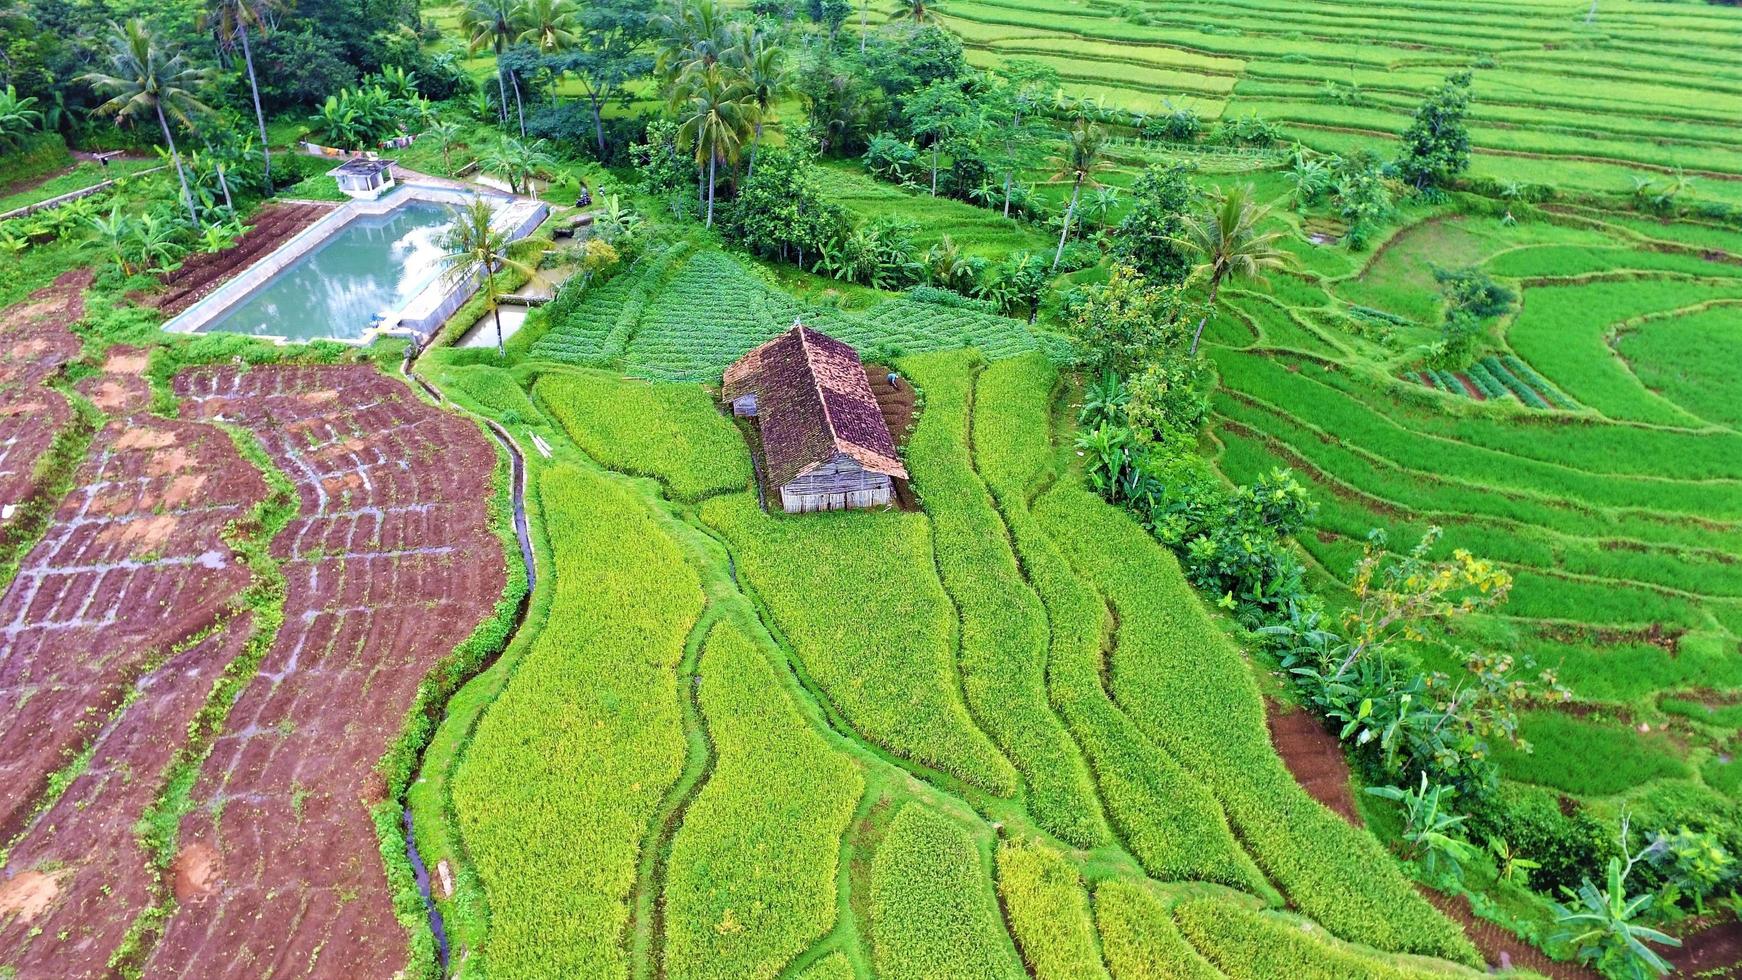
(9, 0), (1742, 974)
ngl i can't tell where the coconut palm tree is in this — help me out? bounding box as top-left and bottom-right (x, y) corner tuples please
(461, 0), (523, 134)
(203, 0), (279, 192)
(731, 27), (791, 177)
(428, 120), (467, 176)
(653, 0), (731, 84)
(1046, 119), (1108, 270)
(80, 19), (213, 229)
(438, 197), (540, 356)
(515, 0), (579, 55)
(674, 64), (751, 228)
(905, 0), (929, 23)
(1175, 184), (1291, 356)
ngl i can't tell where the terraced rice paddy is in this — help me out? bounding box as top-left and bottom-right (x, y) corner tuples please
(922, 0), (1742, 205)
(411, 341), (1485, 978)
(1207, 205), (1742, 816)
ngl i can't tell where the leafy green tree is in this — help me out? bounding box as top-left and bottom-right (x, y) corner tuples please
(729, 26), (791, 175)
(1366, 774), (1477, 880)
(79, 19), (212, 229)
(1175, 184), (1289, 355)
(720, 138), (847, 267)
(204, 0), (281, 192)
(1397, 71), (1473, 191)
(904, 80), (972, 196)
(555, 0), (655, 158)
(1113, 164), (1196, 286)
(438, 197), (541, 356)
(427, 120), (467, 175)
(1065, 263), (1193, 378)
(1332, 151), (1394, 248)
(1047, 119), (1109, 270)
(987, 60), (1055, 217)
(515, 0), (580, 54)
(1126, 354), (1211, 443)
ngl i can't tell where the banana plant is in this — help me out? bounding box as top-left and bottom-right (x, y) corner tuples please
(1365, 772), (1476, 880)
(1550, 852), (1680, 979)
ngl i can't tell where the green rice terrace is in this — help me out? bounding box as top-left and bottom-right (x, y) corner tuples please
(0, 0), (1740, 977)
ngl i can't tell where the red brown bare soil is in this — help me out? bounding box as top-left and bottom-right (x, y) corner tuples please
(0, 623), (254, 978)
(0, 270), (90, 520)
(1265, 700), (1364, 825)
(1266, 702), (1603, 977)
(1418, 888), (1601, 979)
(150, 364), (504, 978)
(145, 202), (335, 316)
(0, 412), (266, 844)
(1669, 917), (1742, 977)
(74, 346), (153, 415)
(866, 363), (918, 509)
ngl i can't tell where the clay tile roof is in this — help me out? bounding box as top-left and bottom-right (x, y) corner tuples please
(724, 324), (908, 488)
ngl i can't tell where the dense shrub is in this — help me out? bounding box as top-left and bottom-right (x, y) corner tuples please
(1468, 784), (1619, 896)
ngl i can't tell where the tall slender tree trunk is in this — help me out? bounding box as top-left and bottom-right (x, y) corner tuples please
(931, 142), (939, 196)
(237, 24), (272, 193)
(216, 163), (234, 211)
(157, 103), (201, 230)
(495, 59), (510, 124)
(589, 92), (607, 158)
(1585, 0), (1598, 23)
(493, 302), (505, 356)
(706, 150), (717, 227)
(748, 121), (763, 178)
(1003, 171), (1013, 218)
(860, 0), (867, 54)
(510, 70), (526, 137)
(1188, 272), (1224, 357)
(1051, 179), (1081, 270)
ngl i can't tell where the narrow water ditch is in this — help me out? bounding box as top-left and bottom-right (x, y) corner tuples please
(400, 350), (538, 975)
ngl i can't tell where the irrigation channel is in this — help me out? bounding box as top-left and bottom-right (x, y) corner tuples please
(400, 348), (538, 974)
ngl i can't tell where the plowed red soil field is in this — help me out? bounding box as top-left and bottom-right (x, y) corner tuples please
(146, 364), (504, 978)
(0, 349), (268, 976)
(148, 202), (335, 316)
(0, 270), (89, 524)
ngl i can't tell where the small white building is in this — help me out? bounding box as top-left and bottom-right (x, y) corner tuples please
(328, 158), (396, 200)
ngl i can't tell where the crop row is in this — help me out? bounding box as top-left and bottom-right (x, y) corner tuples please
(1034, 481), (1478, 963)
(701, 492), (1019, 794)
(994, 838), (1107, 980)
(1216, 350), (1742, 497)
(529, 240), (695, 366)
(969, 355), (1270, 890)
(868, 805), (1020, 979)
(1213, 431), (1742, 707)
(1171, 899), (1464, 980)
(534, 371), (752, 501)
(1215, 360), (1740, 524)
(900, 354), (1108, 848)
(1092, 880), (1221, 980)
(662, 617), (863, 980)
(1505, 279), (1742, 427)
(451, 463), (702, 977)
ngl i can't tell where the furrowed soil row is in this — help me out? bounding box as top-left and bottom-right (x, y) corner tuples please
(0, 410), (267, 845)
(145, 202), (337, 317)
(0, 348), (269, 976)
(151, 364), (503, 978)
(0, 270), (90, 542)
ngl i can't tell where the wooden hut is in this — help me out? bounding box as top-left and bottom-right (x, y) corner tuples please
(723, 323), (908, 513)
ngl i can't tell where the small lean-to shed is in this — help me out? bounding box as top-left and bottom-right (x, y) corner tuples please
(723, 323), (908, 513)
(327, 157), (396, 200)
